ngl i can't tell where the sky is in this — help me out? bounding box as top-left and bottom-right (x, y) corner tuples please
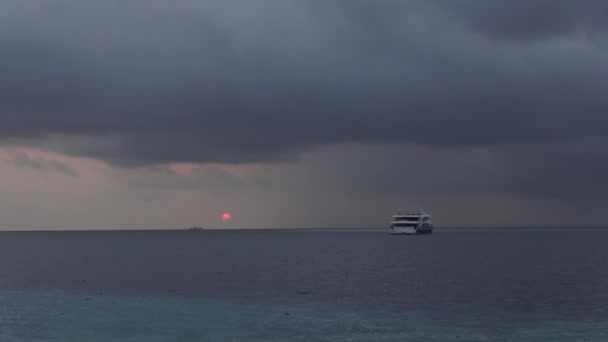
(1, 0), (608, 229)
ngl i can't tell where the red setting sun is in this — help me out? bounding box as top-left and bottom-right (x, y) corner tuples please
(221, 213), (231, 222)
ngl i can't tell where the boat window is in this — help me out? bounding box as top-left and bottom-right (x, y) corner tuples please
(395, 223), (418, 227)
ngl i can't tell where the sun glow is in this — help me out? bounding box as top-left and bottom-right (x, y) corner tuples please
(221, 213), (231, 222)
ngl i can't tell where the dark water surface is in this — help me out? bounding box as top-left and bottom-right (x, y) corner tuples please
(1, 229), (607, 341)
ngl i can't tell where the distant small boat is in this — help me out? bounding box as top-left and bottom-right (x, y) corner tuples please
(185, 227), (204, 231)
(389, 209), (433, 235)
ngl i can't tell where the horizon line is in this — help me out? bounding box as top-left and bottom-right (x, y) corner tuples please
(1, 225), (608, 232)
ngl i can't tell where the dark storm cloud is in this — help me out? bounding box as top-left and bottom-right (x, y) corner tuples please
(7, 150), (78, 177)
(1, 0), (608, 167)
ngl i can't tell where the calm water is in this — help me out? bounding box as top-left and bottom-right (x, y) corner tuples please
(1, 229), (607, 341)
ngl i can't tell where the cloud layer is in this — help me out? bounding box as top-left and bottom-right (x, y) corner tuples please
(1, 0), (607, 166)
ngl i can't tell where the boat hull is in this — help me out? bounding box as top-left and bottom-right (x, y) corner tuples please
(389, 226), (433, 235)
(390, 227), (416, 235)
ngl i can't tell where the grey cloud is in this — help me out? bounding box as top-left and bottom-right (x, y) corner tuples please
(8, 150), (79, 177)
(439, 0), (608, 41)
(145, 165), (177, 175)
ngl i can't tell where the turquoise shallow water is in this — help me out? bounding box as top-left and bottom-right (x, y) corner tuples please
(1, 229), (608, 340)
(2, 289), (607, 341)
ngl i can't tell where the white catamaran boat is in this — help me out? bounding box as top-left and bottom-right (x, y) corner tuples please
(389, 209), (433, 235)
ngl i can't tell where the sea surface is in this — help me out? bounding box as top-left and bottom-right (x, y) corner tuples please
(1, 228), (608, 341)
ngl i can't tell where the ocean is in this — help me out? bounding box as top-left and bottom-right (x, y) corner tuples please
(1, 228), (607, 341)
